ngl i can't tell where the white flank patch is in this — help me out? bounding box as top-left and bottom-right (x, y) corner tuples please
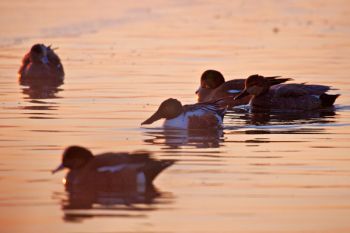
(227, 89), (241, 94)
(164, 114), (188, 129)
(97, 164), (126, 173)
(311, 95), (320, 99)
(137, 172), (146, 192)
(164, 108), (223, 129)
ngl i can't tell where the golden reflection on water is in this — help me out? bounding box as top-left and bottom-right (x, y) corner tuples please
(0, 0), (350, 232)
(143, 128), (224, 149)
(54, 184), (173, 223)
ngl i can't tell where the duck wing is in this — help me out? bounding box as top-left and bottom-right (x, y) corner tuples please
(265, 76), (292, 86)
(220, 79), (246, 91)
(272, 84), (331, 97)
(45, 45), (65, 80)
(91, 152), (174, 185)
(183, 98), (228, 119)
(93, 152), (152, 168)
(46, 46), (62, 65)
(219, 76), (289, 94)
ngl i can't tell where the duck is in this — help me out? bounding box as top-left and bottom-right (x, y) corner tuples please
(141, 98), (228, 129)
(234, 74), (340, 110)
(52, 146), (174, 191)
(196, 69), (291, 107)
(18, 43), (64, 86)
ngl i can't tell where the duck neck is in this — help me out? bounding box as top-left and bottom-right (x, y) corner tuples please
(261, 86), (270, 96)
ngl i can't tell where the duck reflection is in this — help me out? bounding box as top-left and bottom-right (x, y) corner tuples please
(21, 85), (62, 100)
(222, 108), (335, 147)
(143, 128), (224, 148)
(59, 184), (171, 222)
(229, 107), (337, 126)
(20, 86), (62, 118)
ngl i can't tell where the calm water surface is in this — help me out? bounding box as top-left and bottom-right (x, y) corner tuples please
(1, 0), (350, 232)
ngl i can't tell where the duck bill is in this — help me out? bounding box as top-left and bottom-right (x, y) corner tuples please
(196, 87), (212, 102)
(234, 89), (249, 100)
(141, 110), (163, 125)
(52, 163), (64, 174)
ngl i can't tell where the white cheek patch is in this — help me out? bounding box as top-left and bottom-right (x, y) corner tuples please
(97, 164), (126, 173)
(227, 89), (241, 94)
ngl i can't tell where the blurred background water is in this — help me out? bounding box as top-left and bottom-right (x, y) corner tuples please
(1, 0), (350, 232)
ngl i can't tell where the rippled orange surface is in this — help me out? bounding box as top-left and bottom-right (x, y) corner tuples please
(1, 0), (350, 232)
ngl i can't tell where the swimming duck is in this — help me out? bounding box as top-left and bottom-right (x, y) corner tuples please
(234, 74), (340, 110)
(141, 98), (227, 129)
(18, 44), (64, 86)
(52, 146), (174, 191)
(196, 70), (290, 107)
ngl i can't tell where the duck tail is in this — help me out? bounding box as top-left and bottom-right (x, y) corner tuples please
(144, 160), (175, 185)
(266, 76), (293, 86)
(320, 93), (340, 107)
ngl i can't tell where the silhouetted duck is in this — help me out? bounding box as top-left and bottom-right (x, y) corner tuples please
(18, 44), (64, 86)
(196, 70), (290, 107)
(52, 146), (174, 191)
(141, 98), (227, 129)
(235, 74), (340, 110)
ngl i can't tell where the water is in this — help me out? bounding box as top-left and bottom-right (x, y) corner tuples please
(1, 0), (350, 232)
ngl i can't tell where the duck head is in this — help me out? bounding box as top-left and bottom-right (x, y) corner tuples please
(234, 74), (269, 100)
(29, 44), (49, 64)
(196, 70), (225, 102)
(141, 98), (183, 125)
(52, 146), (94, 173)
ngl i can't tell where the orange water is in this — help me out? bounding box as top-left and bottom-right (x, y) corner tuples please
(1, 0), (350, 232)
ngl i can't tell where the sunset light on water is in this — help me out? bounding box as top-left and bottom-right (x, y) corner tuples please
(0, 0), (350, 232)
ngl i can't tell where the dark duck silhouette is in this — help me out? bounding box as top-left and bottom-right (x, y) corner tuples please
(235, 74), (340, 110)
(18, 44), (64, 86)
(196, 69), (290, 107)
(52, 146), (174, 191)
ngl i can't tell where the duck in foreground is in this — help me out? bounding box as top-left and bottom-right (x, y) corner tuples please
(141, 98), (228, 129)
(235, 74), (340, 110)
(52, 146), (174, 191)
(18, 44), (64, 86)
(196, 70), (290, 107)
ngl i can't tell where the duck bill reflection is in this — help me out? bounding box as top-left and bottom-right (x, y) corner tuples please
(52, 163), (64, 174)
(234, 89), (249, 100)
(141, 111), (163, 125)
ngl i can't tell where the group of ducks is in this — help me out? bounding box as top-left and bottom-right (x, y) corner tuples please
(19, 44), (340, 192)
(141, 70), (339, 129)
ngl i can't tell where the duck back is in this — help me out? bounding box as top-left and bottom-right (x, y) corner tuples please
(251, 83), (338, 110)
